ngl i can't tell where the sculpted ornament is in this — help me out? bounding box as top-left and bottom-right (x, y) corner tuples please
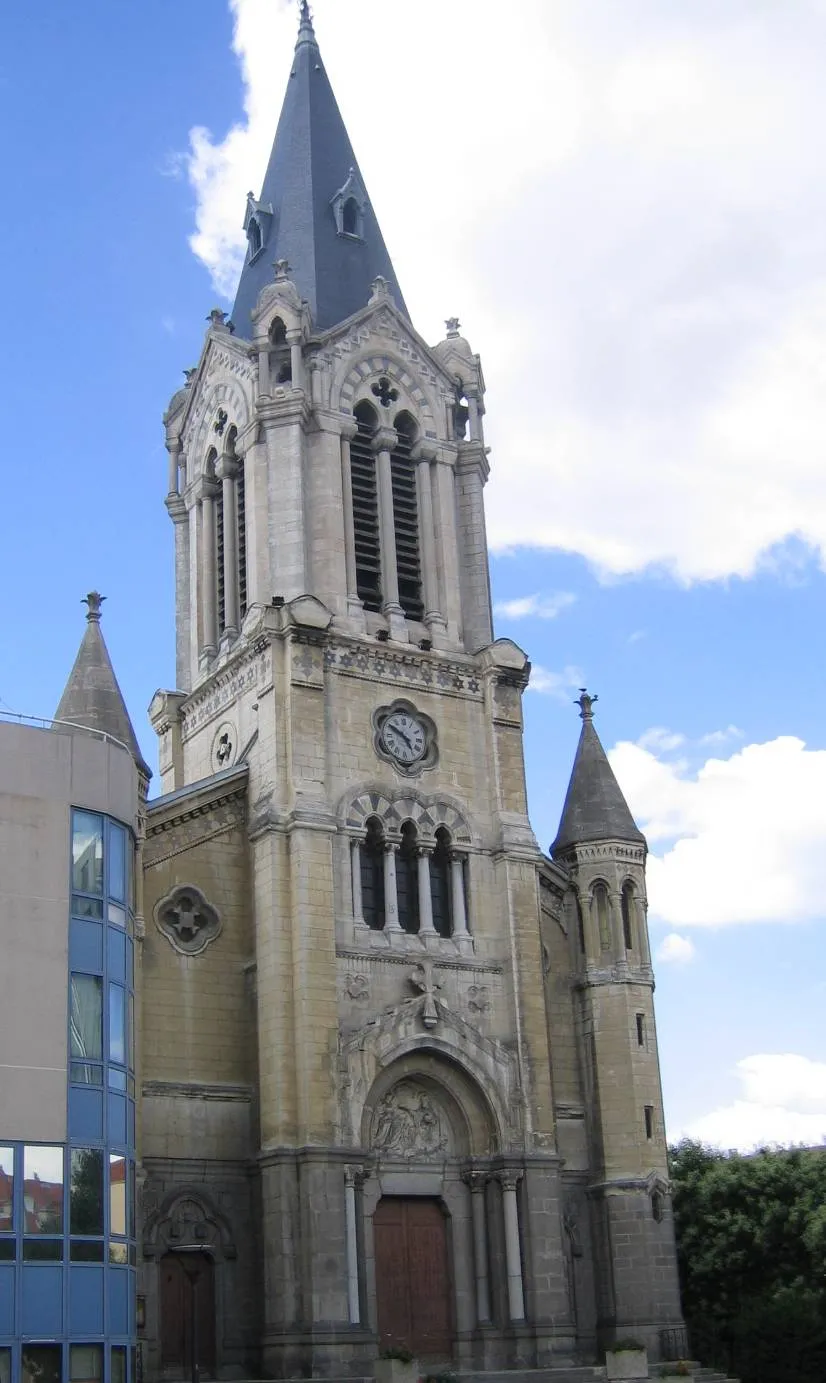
(154, 884), (222, 956)
(371, 1081), (449, 1159)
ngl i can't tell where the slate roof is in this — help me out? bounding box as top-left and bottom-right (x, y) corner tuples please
(551, 693), (645, 855)
(55, 593), (150, 779)
(231, 2), (408, 338)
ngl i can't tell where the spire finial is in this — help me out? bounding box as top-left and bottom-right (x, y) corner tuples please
(82, 592), (105, 623)
(297, 0), (316, 46)
(576, 688), (597, 721)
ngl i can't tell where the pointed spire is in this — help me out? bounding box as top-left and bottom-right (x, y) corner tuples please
(551, 690), (644, 856)
(231, 4), (408, 337)
(55, 594), (151, 779)
(296, 0), (316, 47)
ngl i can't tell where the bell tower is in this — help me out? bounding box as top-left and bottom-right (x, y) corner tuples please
(140, 7), (684, 1379)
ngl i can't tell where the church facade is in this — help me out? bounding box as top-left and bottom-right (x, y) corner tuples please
(0, 7), (685, 1381)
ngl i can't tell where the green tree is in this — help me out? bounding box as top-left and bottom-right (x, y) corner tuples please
(670, 1140), (826, 1383)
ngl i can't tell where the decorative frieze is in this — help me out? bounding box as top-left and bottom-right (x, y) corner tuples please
(324, 640), (482, 699)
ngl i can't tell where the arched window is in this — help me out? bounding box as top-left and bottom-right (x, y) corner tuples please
(360, 818), (385, 930)
(592, 882), (611, 951)
(396, 822), (419, 934)
(621, 881), (635, 951)
(575, 895), (586, 954)
(205, 447), (225, 635)
(226, 427), (247, 624)
(392, 411), (423, 621)
(430, 827), (453, 938)
(248, 216), (262, 259)
(269, 316), (292, 385)
(342, 197), (360, 236)
(350, 401), (381, 611)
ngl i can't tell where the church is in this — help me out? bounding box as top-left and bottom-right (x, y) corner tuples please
(0, 6), (685, 1382)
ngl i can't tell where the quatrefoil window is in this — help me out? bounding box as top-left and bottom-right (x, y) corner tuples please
(154, 884), (222, 956)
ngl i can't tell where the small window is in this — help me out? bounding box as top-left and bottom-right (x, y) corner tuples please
(248, 216), (262, 258)
(652, 1191), (664, 1223)
(621, 881), (635, 950)
(22, 1347), (62, 1383)
(110, 1154), (127, 1237)
(342, 197), (360, 236)
(636, 1013), (645, 1047)
(70, 1148), (104, 1236)
(73, 811), (104, 896)
(0, 1240), (13, 1261)
(111, 1348), (127, 1383)
(575, 897), (586, 953)
(0, 1147), (13, 1231)
(644, 1105), (654, 1139)
(24, 1146), (63, 1235)
(70, 1344), (103, 1383)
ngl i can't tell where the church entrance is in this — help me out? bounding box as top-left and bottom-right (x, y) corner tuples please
(160, 1251), (216, 1378)
(374, 1198), (453, 1360)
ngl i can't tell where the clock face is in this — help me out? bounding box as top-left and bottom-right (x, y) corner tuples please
(381, 711), (427, 765)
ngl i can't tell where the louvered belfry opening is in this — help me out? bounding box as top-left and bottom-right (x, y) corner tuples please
(237, 457), (247, 621)
(391, 412), (423, 621)
(351, 401), (382, 611)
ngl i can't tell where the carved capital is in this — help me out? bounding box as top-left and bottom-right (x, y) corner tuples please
(496, 1169), (523, 1193)
(411, 439), (438, 464)
(461, 1169), (488, 1194)
(371, 426), (398, 455)
(344, 1163), (369, 1189)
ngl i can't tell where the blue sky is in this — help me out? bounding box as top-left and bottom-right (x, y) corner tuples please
(2, 0), (825, 1150)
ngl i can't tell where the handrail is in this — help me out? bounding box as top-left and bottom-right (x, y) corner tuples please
(0, 708), (133, 757)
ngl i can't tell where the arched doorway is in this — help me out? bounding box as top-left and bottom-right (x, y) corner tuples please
(374, 1198), (452, 1360)
(160, 1251), (216, 1378)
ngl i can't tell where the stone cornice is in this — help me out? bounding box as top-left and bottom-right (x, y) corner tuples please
(145, 764), (248, 859)
(324, 637), (484, 701)
(142, 1080), (253, 1103)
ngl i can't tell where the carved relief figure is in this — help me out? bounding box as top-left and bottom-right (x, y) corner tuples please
(371, 1081), (449, 1159)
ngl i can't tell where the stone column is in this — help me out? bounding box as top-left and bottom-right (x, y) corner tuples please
(287, 328), (304, 392)
(340, 420), (361, 614)
(219, 457), (239, 640)
(257, 344), (271, 395)
(412, 441), (444, 631)
(498, 1171), (525, 1322)
(166, 438), (180, 497)
(372, 427), (401, 616)
(383, 842), (401, 932)
(637, 894), (652, 967)
(417, 846), (436, 936)
(350, 839), (364, 924)
(466, 387), (484, 445)
(450, 853), (470, 937)
(200, 481), (218, 659)
(432, 456), (462, 640)
(344, 1165), (365, 1324)
(462, 1171), (491, 1323)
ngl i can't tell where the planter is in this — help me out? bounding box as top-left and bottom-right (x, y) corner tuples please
(375, 1359), (419, 1383)
(605, 1347), (648, 1380)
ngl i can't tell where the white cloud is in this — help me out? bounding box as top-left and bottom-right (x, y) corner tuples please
(637, 726), (685, 754)
(698, 725), (744, 747)
(527, 664), (584, 700)
(181, 0), (826, 583)
(494, 592), (576, 621)
(677, 1054), (826, 1151)
(610, 734), (826, 926)
(656, 932), (695, 964)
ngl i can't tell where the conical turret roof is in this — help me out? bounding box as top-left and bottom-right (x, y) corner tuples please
(551, 691), (644, 856)
(231, 2), (408, 337)
(55, 593), (150, 779)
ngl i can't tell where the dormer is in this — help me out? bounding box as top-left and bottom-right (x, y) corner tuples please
(331, 167), (367, 241)
(243, 191), (273, 265)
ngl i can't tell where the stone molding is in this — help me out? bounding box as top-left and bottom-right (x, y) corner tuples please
(342, 783), (471, 844)
(141, 1080), (253, 1102)
(153, 882), (222, 956)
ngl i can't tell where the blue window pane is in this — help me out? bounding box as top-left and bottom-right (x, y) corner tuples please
(72, 894), (103, 919)
(108, 1094), (127, 1147)
(108, 1068), (127, 1092)
(70, 1086), (104, 1142)
(108, 1265), (129, 1333)
(111, 1347), (126, 1383)
(70, 918), (104, 974)
(73, 811), (103, 895)
(109, 824), (127, 903)
(0, 1147), (13, 1231)
(108, 928), (126, 983)
(21, 1264), (63, 1333)
(0, 1264), (14, 1333)
(0, 1240), (13, 1261)
(69, 1265), (105, 1334)
(109, 984), (126, 1064)
(108, 903), (127, 929)
(23, 1145), (63, 1234)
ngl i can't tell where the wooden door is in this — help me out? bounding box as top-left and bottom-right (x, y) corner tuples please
(374, 1198), (452, 1360)
(160, 1252), (216, 1377)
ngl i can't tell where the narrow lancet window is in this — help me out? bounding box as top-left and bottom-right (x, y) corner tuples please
(396, 822), (419, 934)
(621, 881), (635, 950)
(593, 882), (611, 951)
(392, 411), (423, 620)
(360, 818), (385, 930)
(237, 455), (247, 621)
(350, 401), (381, 611)
(430, 828), (453, 938)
